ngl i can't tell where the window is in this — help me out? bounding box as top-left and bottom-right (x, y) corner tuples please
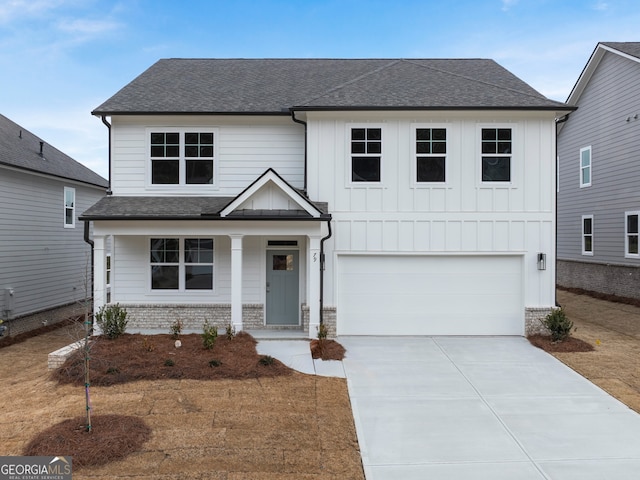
(351, 127), (381, 182)
(150, 130), (215, 185)
(580, 146), (591, 187)
(150, 238), (214, 290)
(626, 212), (639, 257)
(106, 254), (112, 303)
(64, 187), (75, 228)
(481, 128), (512, 182)
(416, 128), (446, 182)
(582, 215), (593, 255)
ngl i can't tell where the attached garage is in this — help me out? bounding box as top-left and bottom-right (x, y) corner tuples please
(336, 255), (524, 336)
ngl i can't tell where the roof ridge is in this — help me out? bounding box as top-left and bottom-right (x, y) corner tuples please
(297, 59), (402, 106)
(401, 58), (557, 104)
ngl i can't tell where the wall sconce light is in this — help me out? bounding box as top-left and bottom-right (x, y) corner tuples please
(537, 253), (546, 271)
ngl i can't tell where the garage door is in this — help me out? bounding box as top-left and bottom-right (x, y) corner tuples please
(337, 255), (523, 336)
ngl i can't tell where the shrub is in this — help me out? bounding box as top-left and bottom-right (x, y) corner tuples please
(164, 359), (175, 367)
(208, 359), (221, 368)
(542, 308), (574, 342)
(202, 321), (218, 350)
(317, 323), (328, 342)
(225, 323), (235, 340)
(170, 319), (183, 339)
(95, 304), (128, 340)
(259, 355), (275, 366)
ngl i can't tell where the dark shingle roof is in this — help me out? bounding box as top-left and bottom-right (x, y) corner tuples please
(93, 58), (570, 114)
(80, 196), (330, 221)
(0, 113), (108, 188)
(601, 42), (640, 59)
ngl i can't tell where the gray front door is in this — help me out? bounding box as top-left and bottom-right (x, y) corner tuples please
(266, 250), (299, 325)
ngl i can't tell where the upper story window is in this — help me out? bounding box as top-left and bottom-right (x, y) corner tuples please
(582, 215), (593, 255)
(150, 130), (215, 185)
(580, 146), (591, 188)
(150, 238), (214, 290)
(625, 212), (639, 257)
(64, 187), (75, 228)
(351, 127), (381, 183)
(481, 128), (512, 182)
(415, 128), (446, 183)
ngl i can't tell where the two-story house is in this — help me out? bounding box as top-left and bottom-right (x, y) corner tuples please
(0, 113), (108, 336)
(82, 59), (572, 337)
(557, 42), (640, 300)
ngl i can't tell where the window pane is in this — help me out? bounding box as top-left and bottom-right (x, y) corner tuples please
(432, 141), (446, 154)
(416, 129), (431, 141)
(582, 168), (590, 185)
(273, 254), (294, 271)
(152, 160), (179, 184)
(628, 215), (638, 234)
(584, 236), (592, 252)
(497, 142), (511, 154)
(497, 129), (511, 141)
(367, 141), (381, 154)
(200, 133), (214, 144)
(416, 142), (431, 154)
(367, 128), (382, 141)
(352, 156), (381, 182)
(417, 157), (445, 182)
(351, 142), (366, 154)
(184, 238), (214, 263)
(186, 160), (213, 184)
(351, 128), (365, 140)
(482, 142), (497, 154)
(482, 129), (496, 141)
(65, 189), (74, 207)
(65, 208), (74, 225)
(432, 129), (446, 141)
(166, 133), (179, 144)
(581, 149), (590, 167)
(151, 133), (165, 144)
(151, 266), (179, 289)
(185, 266), (213, 289)
(482, 157), (510, 182)
(185, 132), (198, 144)
(583, 218), (592, 234)
(185, 145), (199, 157)
(629, 236), (639, 255)
(200, 146), (213, 157)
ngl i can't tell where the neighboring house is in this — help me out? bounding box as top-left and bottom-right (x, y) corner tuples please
(557, 42), (640, 300)
(83, 59), (571, 337)
(0, 113), (108, 335)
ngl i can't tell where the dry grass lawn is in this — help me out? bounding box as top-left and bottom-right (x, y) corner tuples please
(0, 326), (364, 479)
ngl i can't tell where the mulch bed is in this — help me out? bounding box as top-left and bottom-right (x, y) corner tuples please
(528, 334), (595, 353)
(53, 331), (293, 387)
(24, 414), (151, 468)
(310, 339), (346, 360)
(0, 316), (82, 349)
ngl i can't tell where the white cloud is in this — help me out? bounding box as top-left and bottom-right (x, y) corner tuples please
(501, 0), (519, 11)
(592, 1), (609, 11)
(56, 17), (121, 36)
(0, 0), (68, 23)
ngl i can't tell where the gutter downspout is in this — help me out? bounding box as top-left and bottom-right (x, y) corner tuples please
(100, 115), (113, 195)
(319, 218), (332, 325)
(555, 113), (571, 307)
(83, 221), (95, 323)
(290, 109), (308, 193)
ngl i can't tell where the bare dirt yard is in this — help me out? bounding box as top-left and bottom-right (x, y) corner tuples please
(0, 326), (364, 479)
(537, 289), (640, 414)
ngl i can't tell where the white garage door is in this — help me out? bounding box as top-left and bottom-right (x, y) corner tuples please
(337, 255), (523, 336)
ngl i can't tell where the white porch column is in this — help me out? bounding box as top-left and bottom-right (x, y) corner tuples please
(229, 234), (244, 332)
(307, 235), (322, 336)
(93, 235), (107, 335)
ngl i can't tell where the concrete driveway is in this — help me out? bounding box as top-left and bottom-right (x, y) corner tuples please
(338, 336), (640, 480)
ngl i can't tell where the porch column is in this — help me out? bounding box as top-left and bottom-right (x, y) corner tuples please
(229, 234), (244, 332)
(307, 235), (321, 336)
(93, 235), (107, 335)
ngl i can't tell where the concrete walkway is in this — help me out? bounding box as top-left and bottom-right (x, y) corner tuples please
(258, 335), (640, 480)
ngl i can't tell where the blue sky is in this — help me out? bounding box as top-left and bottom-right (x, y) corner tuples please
(1, 0), (638, 178)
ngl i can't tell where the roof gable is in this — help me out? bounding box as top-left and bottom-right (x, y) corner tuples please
(93, 58), (570, 115)
(0, 113), (108, 188)
(220, 169), (322, 218)
(566, 42), (640, 105)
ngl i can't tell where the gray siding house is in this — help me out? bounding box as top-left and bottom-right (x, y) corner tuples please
(557, 42), (640, 299)
(0, 113), (108, 336)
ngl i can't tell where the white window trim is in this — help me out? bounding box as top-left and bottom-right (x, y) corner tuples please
(625, 211), (639, 258)
(412, 124), (449, 186)
(149, 237), (216, 292)
(580, 146), (592, 188)
(582, 214), (594, 256)
(146, 127), (219, 190)
(347, 124), (384, 187)
(64, 186), (75, 228)
(478, 124), (516, 186)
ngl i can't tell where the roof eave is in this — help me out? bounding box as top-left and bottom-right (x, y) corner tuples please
(91, 110), (291, 117)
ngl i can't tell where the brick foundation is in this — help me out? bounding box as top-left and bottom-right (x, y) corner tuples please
(1, 302), (87, 338)
(557, 259), (640, 300)
(525, 307), (554, 336)
(301, 304), (337, 338)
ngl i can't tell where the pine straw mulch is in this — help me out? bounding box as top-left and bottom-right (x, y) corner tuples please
(52, 331), (293, 387)
(527, 334), (595, 353)
(310, 338), (346, 360)
(23, 414), (152, 469)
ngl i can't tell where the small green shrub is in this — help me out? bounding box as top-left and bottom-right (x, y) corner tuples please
(95, 304), (128, 340)
(164, 359), (175, 367)
(225, 323), (235, 340)
(542, 308), (574, 342)
(208, 359), (221, 368)
(259, 355), (275, 366)
(142, 338), (155, 352)
(170, 319), (183, 339)
(106, 366), (120, 375)
(317, 323), (328, 341)
(202, 321), (218, 350)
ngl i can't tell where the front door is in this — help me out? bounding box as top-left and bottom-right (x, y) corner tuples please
(266, 250), (299, 325)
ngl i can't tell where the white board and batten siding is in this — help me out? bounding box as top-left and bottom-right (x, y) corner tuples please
(305, 111), (557, 334)
(110, 115), (305, 196)
(0, 166), (106, 317)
